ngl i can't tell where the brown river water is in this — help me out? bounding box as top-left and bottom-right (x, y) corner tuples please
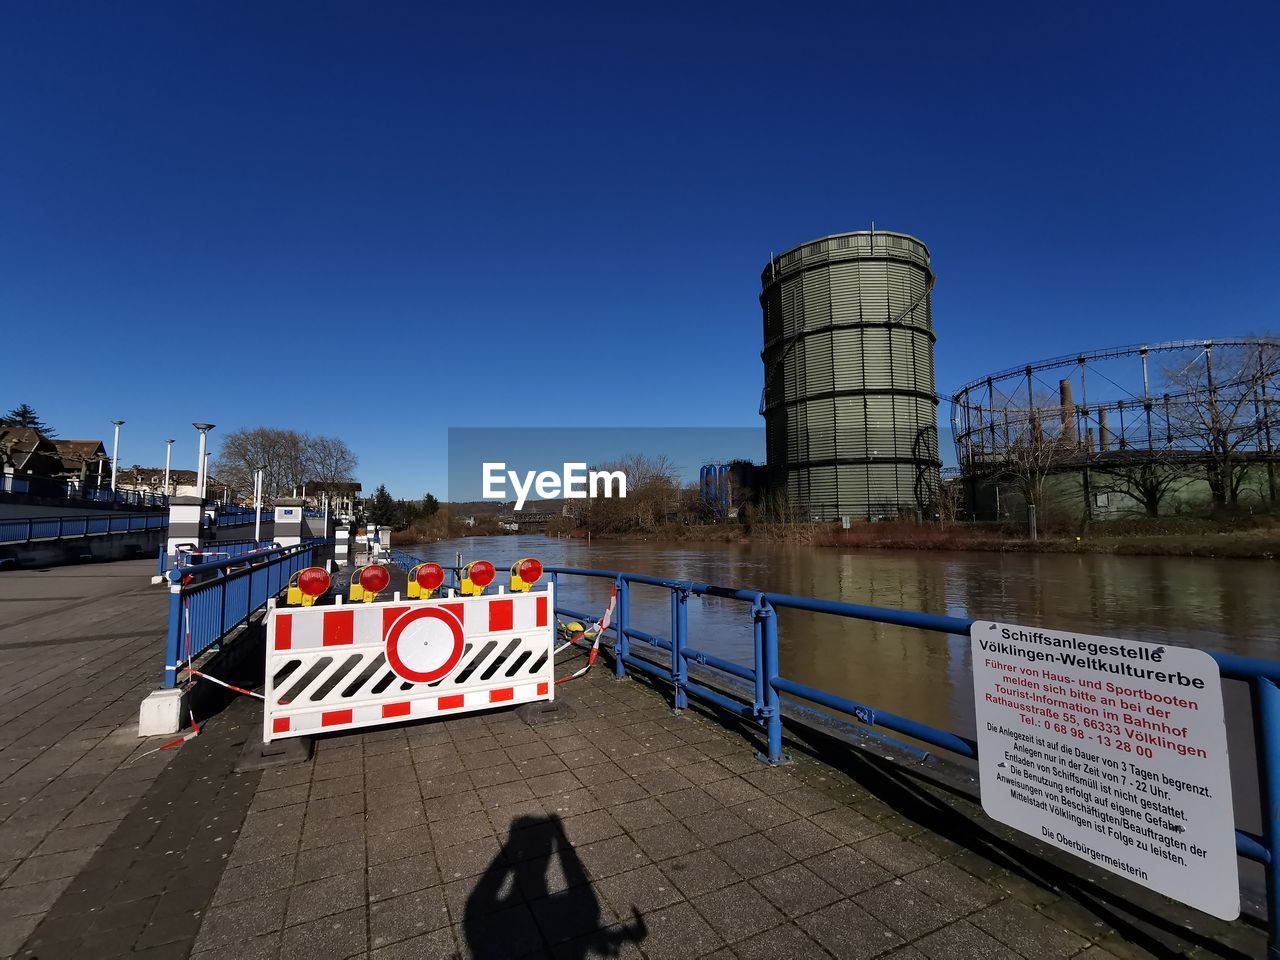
(398, 534), (1278, 836)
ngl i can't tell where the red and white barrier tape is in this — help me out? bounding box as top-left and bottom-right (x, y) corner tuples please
(141, 599), (262, 757)
(555, 585), (616, 685)
(182, 667), (265, 701)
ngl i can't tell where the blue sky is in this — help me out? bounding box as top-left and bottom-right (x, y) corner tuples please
(2, 3), (1275, 498)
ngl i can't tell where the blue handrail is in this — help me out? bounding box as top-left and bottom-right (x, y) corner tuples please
(157, 539), (275, 575)
(0, 511), (168, 544)
(0, 474), (169, 508)
(161, 541), (331, 688)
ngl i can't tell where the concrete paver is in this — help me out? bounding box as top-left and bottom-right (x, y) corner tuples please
(0, 558), (1268, 959)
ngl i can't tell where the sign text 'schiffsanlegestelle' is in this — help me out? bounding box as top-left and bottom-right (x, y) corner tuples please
(972, 621), (1238, 920)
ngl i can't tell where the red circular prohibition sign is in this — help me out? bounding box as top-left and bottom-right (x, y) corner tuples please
(385, 607), (465, 684)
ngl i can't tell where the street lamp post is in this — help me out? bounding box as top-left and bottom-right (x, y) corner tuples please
(192, 423), (215, 499)
(109, 420), (124, 493)
(254, 468), (263, 543)
(164, 439), (175, 499)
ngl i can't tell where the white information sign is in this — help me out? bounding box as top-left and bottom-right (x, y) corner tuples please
(971, 620), (1239, 920)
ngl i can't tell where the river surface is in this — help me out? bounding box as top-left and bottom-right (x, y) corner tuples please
(400, 534), (1278, 744)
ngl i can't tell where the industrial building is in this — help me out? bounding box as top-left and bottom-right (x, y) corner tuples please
(760, 230), (941, 520)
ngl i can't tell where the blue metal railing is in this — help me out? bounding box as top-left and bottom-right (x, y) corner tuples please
(0, 511), (168, 544)
(216, 509), (262, 528)
(1, 474), (169, 508)
(156, 539), (274, 575)
(536, 564), (1280, 953)
(161, 541), (329, 688)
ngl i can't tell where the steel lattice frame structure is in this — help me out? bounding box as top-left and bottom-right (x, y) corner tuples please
(950, 338), (1280, 477)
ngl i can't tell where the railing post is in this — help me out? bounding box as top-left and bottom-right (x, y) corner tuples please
(671, 587), (688, 711)
(613, 577), (629, 680)
(752, 596), (767, 718)
(163, 585), (183, 689)
(758, 599), (785, 765)
(1254, 677), (1280, 959)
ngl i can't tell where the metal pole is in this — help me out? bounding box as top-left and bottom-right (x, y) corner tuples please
(987, 377), (996, 451)
(193, 423), (214, 498)
(761, 600), (784, 764)
(1078, 357), (1089, 433)
(164, 439), (174, 499)
(1142, 348), (1154, 450)
(1261, 352), (1277, 503)
(671, 588), (688, 711)
(1206, 343), (1223, 500)
(613, 577), (629, 680)
(256, 471), (263, 536)
(110, 420), (124, 492)
(203, 452), (211, 498)
(163, 585), (183, 689)
(1252, 677), (1280, 959)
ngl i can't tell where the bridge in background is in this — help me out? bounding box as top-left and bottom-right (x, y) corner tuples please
(497, 511), (558, 528)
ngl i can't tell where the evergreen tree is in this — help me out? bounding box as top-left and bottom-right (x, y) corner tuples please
(368, 484), (396, 525)
(1, 403), (56, 437)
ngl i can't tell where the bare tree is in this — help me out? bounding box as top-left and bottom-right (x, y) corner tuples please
(215, 428), (357, 502)
(936, 476), (964, 527)
(979, 391), (1072, 536)
(577, 453), (678, 532)
(1094, 460), (1193, 517)
(1162, 341), (1280, 508)
(306, 435), (359, 496)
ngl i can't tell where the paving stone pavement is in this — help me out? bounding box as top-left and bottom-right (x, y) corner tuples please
(186, 663), (1264, 959)
(0, 560), (177, 957)
(0, 559), (1267, 959)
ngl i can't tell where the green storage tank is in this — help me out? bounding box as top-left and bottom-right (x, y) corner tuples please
(760, 230), (940, 520)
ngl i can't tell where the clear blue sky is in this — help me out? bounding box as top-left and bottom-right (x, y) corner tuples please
(2, 3), (1275, 498)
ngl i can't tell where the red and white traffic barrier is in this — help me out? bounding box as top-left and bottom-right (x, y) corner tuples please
(263, 583), (555, 741)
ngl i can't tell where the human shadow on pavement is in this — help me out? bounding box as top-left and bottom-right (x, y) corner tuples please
(464, 814), (647, 959)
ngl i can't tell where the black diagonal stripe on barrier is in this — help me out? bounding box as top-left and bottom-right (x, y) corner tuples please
(17, 693), (263, 958)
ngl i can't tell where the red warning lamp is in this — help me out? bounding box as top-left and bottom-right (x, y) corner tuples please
(461, 560), (496, 596)
(360, 564), (391, 595)
(510, 557), (543, 592)
(298, 567), (332, 598)
(416, 563), (445, 591)
(469, 561), (495, 588)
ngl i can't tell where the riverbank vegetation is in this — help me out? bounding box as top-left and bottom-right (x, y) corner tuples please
(379, 451), (1280, 559)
